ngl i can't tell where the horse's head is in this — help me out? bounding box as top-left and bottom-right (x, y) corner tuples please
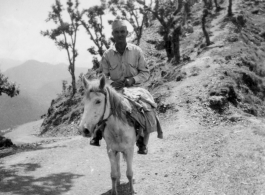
(79, 74), (111, 137)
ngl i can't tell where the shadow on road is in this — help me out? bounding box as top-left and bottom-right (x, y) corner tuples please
(0, 145), (67, 159)
(0, 162), (84, 195)
(101, 182), (133, 195)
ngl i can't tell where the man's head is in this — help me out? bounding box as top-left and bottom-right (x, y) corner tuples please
(112, 18), (128, 44)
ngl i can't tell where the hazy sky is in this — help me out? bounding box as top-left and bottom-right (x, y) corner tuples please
(0, 0), (118, 68)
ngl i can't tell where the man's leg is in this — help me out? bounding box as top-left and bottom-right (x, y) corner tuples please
(137, 132), (150, 155)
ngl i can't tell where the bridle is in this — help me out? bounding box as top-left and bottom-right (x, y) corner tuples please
(93, 87), (112, 133)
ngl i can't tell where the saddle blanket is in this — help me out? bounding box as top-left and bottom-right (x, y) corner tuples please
(122, 87), (163, 138)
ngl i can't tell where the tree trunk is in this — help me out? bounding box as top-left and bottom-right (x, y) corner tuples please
(202, 0), (207, 7)
(172, 25), (181, 65)
(183, 0), (191, 25)
(202, 9), (211, 46)
(164, 35), (174, 61)
(208, 0), (213, 9)
(69, 63), (76, 97)
(136, 26), (143, 46)
(143, 12), (150, 27)
(173, 0), (183, 15)
(214, 0), (221, 11)
(227, 0), (233, 16)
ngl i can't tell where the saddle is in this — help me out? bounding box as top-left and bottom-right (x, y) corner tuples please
(122, 87), (163, 139)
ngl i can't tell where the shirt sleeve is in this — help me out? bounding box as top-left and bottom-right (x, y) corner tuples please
(133, 48), (150, 84)
(100, 53), (114, 85)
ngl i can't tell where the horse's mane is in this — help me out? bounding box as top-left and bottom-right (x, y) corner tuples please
(106, 86), (128, 124)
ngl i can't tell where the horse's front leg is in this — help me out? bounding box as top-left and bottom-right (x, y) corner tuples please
(125, 147), (136, 194)
(107, 148), (120, 195)
(116, 152), (121, 186)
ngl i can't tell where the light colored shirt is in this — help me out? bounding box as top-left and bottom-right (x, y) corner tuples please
(100, 43), (149, 85)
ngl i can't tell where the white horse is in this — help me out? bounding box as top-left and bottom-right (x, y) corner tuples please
(79, 75), (137, 195)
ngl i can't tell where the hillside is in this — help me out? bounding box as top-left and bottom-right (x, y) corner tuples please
(1, 0), (265, 194)
(0, 60), (88, 130)
(40, 0), (265, 136)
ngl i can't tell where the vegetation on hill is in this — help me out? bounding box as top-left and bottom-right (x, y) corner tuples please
(41, 0), (84, 96)
(40, 0), (265, 137)
(0, 70), (19, 98)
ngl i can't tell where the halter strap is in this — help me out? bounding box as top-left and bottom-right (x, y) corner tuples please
(94, 87), (112, 132)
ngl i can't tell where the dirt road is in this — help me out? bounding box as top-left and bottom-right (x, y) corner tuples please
(1, 111), (265, 195)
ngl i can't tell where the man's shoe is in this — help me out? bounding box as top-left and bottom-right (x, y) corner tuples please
(157, 132), (163, 139)
(90, 138), (100, 146)
(137, 146), (148, 155)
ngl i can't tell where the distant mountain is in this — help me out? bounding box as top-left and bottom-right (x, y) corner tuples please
(0, 60), (88, 130)
(0, 94), (45, 130)
(4, 60), (86, 91)
(0, 58), (23, 72)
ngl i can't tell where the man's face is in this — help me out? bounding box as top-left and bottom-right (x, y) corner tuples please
(112, 26), (128, 44)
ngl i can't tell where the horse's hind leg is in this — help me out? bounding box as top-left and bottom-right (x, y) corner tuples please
(125, 148), (135, 194)
(108, 149), (119, 195)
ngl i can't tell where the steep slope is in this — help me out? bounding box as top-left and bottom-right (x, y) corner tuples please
(40, 0), (265, 137)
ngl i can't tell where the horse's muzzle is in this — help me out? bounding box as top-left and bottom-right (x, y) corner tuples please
(79, 126), (92, 137)
(83, 128), (92, 137)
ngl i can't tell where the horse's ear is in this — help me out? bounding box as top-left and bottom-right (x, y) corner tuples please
(82, 76), (89, 89)
(99, 74), (106, 90)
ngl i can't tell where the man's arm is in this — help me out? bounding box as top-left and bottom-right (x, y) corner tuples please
(100, 54), (113, 85)
(133, 49), (150, 84)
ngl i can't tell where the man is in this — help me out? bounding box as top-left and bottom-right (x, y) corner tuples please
(90, 18), (150, 155)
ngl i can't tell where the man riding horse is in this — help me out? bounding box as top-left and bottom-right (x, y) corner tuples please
(90, 17), (162, 155)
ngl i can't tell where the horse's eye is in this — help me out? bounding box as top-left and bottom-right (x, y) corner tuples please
(95, 100), (101, 104)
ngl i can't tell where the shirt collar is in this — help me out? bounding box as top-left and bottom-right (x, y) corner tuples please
(111, 43), (133, 54)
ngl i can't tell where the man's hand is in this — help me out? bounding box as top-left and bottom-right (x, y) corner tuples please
(110, 81), (125, 90)
(125, 77), (135, 87)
